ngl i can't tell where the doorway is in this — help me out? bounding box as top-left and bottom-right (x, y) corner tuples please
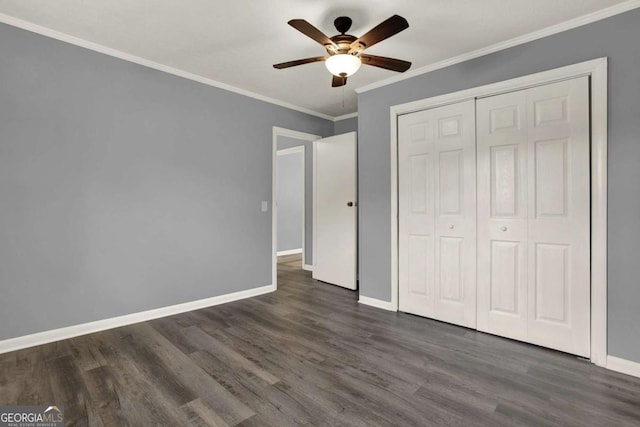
(276, 146), (305, 258)
(271, 127), (320, 289)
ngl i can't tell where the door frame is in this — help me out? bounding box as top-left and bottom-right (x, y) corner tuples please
(389, 57), (608, 366)
(276, 146), (306, 260)
(272, 127), (320, 290)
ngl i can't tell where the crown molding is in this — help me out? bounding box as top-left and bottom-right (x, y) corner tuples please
(4, 0), (637, 118)
(0, 13), (336, 121)
(333, 112), (358, 121)
(355, 0), (640, 94)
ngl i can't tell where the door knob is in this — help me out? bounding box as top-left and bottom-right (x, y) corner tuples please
(448, 225), (454, 230)
(347, 201), (354, 207)
(501, 226), (508, 232)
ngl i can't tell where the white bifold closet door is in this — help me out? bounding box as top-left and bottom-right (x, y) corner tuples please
(476, 77), (591, 357)
(398, 100), (477, 328)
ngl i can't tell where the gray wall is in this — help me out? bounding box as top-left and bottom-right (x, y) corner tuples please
(0, 22), (333, 341)
(277, 136), (314, 265)
(357, 9), (640, 363)
(334, 116), (358, 135)
(277, 150), (304, 252)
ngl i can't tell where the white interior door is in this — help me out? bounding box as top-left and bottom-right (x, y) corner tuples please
(398, 100), (477, 328)
(477, 77), (591, 357)
(313, 132), (357, 289)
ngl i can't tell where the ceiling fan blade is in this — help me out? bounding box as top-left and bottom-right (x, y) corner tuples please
(288, 19), (337, 49)
(332, 75), (347, 87)
(360, 54), (411, 72)
(273, 56), (327, 69)
(349, 15), (409, 53)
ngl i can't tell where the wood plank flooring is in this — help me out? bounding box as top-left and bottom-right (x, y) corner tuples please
(1, 254), (639, 426)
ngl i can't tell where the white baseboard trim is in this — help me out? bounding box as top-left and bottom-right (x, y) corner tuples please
(0, 284), (275, 355)
(277, 248), (303, 256)
(606, 355), (640, 378)
(358, 296), (398, 312)
(302, 264), (313, 271)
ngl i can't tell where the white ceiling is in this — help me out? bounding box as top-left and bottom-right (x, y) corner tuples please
(0, 0), (631, 117)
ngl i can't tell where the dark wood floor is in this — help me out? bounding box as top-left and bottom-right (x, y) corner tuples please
(1, 254), (639, 426)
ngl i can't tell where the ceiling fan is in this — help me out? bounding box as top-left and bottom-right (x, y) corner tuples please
(273, 15), (411, 87)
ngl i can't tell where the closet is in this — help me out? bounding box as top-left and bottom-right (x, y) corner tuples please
(398, 77), (591, 357)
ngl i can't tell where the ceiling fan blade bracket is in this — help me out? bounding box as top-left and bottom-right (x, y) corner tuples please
(349, 42), (366, 54)
(324, 44), (338, 54)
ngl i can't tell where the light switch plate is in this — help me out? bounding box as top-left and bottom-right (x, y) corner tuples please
(261, 201), (268, 212)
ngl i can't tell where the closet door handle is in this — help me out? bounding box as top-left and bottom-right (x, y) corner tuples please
(501, 226), (508, 232)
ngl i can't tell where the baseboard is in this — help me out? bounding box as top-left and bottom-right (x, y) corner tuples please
(606, 355), (640, 378)
(358, 296), (398, 312)
(277, 248), (303, 256)
(0, 284), (275, 355)
(303, 264), (313, 271)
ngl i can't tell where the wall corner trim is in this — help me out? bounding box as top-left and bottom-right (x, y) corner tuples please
(0, 284), (275, 355)
(302, 264), (313, 271)
(607, 355), (640, 379)
(277, 248), (303, 256)
(358, 296), (398, 312)
(355, 0), (640, 94)
(333, 112), (358, 121)
(0, 13), (335, 121)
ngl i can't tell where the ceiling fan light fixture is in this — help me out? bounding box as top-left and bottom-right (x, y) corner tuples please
(325, 54), (361, 77)
(274, 15), (410, 87)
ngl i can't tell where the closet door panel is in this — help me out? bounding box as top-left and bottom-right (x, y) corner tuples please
(526, 78), (591, 357)
(398, 110), (435, 316)
(478, 77), (590, 357)
(433, 101), (477, 328)
(399, 100), (476, 328)
(477, 91), (529, 340)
